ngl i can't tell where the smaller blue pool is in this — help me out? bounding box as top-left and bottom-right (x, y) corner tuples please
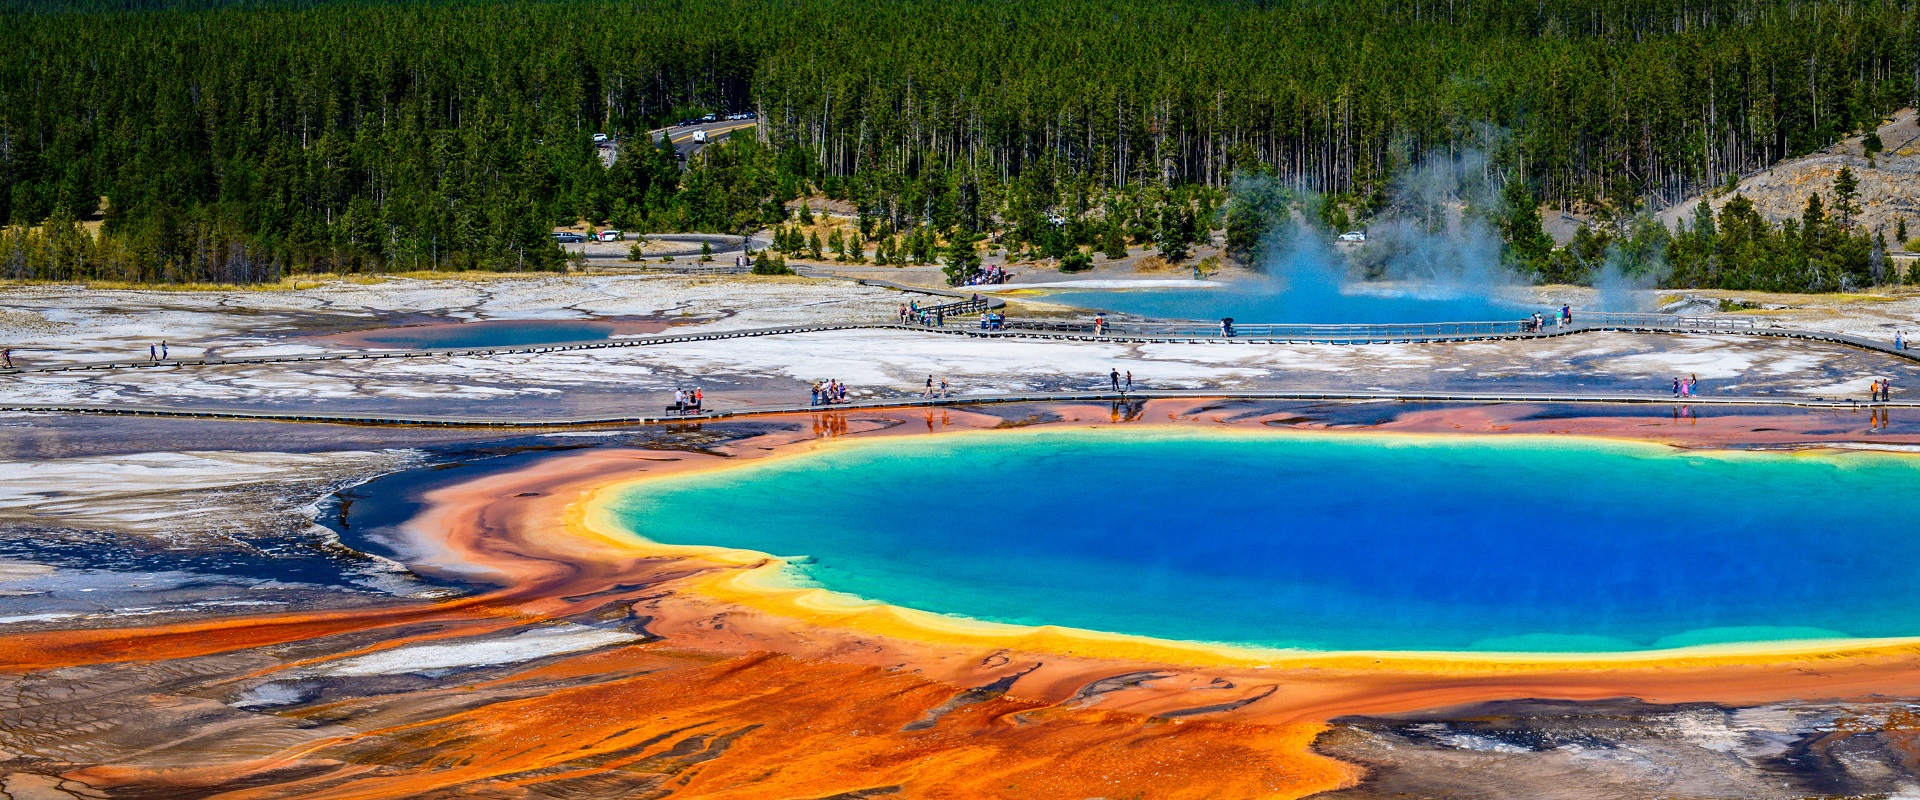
(1041, 286), (1535, 324)
(346, 320), (619, 349)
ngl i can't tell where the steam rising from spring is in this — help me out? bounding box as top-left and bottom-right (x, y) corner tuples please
(1204, 151), (1541, 323)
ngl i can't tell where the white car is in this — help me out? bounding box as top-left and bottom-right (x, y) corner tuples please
(592, 133), (609, 143)
(596, 230), (623, 242)
(691, 129), (708, 143)
(1337, 230), (1368, 243)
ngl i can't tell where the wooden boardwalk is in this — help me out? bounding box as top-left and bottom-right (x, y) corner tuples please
(0, 389), (1906, 429)
(2, 317), (1916, 377)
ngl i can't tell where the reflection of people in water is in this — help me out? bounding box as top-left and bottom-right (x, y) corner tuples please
(812, 411), (848, 437)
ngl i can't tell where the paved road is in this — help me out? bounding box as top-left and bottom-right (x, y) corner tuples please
(657, 120), (757, 157)
(563, 232), (764, 261)
(599, 119), (759, 166)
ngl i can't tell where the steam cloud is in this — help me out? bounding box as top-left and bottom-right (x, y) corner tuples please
(1217, 146), (1649, 321)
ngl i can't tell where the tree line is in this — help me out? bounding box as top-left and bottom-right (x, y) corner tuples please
(0, 0), (1916, 285)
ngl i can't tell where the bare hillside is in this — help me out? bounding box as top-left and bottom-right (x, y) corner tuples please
(1656, 108), (1920, 246)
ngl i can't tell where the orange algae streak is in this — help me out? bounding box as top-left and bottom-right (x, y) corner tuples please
(0, 598), (518, 671)
(210, 652), (1355, 800)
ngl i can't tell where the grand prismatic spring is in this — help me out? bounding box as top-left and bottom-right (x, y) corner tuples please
(607, 428), (1920, 654)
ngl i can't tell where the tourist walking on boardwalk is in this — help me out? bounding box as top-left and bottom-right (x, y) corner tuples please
(924, 375), (935, 398)
(674, 388), (687, 413)
(160, 341), (169, 360)
(2, 348), (12, 368)
(1110, 368), (1121, 391)
(1562, 305), (1573, 326)
(939, 377), (950, 397)
(1897, 331), (1905, 351)
(1672, 377), (1681, 396)
(1093, 314), (1106, 336)
(1125, 370), (1133, 390)
(693, 387), (703, 411)
(149, 343), (157, 361)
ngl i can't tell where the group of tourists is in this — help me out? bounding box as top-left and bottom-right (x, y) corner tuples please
(1896, 331), (1910, 351)
(898, 302), (946, 327)
(1107, 368), (1134, 391)
(977, 312), (1008, 330)
(811, 379), (849, 405)
(672, 387), (704, 413)
(922, 374), (951, 398)
(958, 265), (1010, 286)
(1870, 378), (1895, 402)
(148, 340), (170, 360)
(1670, 374), (1702, 396)
(1523, 306), (1573, 333)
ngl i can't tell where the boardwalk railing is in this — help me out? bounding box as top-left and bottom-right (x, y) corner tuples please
(1581, 311), (1761, 329)
(635, 262), (750, 275)
(894, 296), (993, 323)
(930, 297), (992, 315)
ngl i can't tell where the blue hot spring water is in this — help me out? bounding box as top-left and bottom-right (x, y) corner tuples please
(1040, 285), (1532, 324)
(355, 320), (615, 349)
(609, 429), (1920, 653)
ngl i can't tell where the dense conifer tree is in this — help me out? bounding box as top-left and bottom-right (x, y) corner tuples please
(1, 0), (1915, 286)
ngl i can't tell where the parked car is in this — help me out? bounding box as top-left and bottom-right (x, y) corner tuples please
(1337, 230), (1368, 243)
(700, 113), (717, 122)
(596, 230), (623, 242)
(552, 231), (586, 243)
(592, 133), (609, 143)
